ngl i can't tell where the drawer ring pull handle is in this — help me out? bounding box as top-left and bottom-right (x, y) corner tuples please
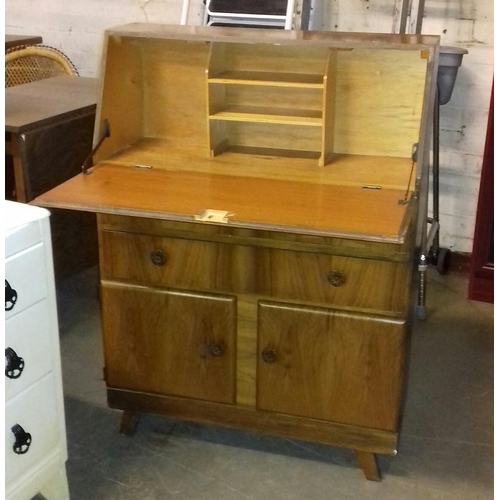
(261, 348), (277, 364)
(5, 280), (18, 311)
(11, 424), (32, 455)
(207, 341), (226, 357)
(327, 270), (346, 287)
(5, 347), (25, 379)
(150, 249), (167, 267)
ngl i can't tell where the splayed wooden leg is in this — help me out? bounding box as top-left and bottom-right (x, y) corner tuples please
(355, 451), (381, 481)
(119, 411), (139, 436)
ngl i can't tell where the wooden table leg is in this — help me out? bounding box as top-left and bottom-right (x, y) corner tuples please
(355, 451), (381, 481)
(119, 411), (140, 436)
(6, 134), (27, 202)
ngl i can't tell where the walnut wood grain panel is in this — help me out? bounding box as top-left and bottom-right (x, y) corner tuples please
(257, 302), (406, 431)
(259, 247), (410, 313)
(99, 230), (252, 292)
(101, 282), (237, 404)
(100, 230), (409, 313)
(98, 214), (412, 261)
(107, 388), (398, 455)
(236, 296), (257, 407)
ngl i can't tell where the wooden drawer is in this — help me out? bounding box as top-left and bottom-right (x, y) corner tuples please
(101, 229), (409, 312)
(99, 230), (250, 293)
(5, 243), (48, 319)
(258, 247), (410, 313)
(5, 300), (53, 402)
(5, 373), (61, 484)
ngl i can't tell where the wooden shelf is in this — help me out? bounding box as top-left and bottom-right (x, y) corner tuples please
(206, 42), (336, 165)
(209, 105), (322, 126)
(208, 71), (324, 88)
(93, 137), (417, 192)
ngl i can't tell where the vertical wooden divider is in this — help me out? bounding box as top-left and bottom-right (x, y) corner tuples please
(206, 43), (228, 157)
(319, 49), (337, 167)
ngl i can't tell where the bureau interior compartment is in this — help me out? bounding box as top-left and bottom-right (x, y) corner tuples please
(206, 43), (334, 165)
(95, 33), (428, 190)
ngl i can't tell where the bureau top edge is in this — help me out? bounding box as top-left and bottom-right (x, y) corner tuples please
(104, 23), (440, 51)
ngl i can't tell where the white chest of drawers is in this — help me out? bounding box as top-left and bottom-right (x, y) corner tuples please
(5, 201), (69, 500)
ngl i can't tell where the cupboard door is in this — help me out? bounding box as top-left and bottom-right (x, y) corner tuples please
(101, 282), (237, 404)
(257, 302), (405, 431)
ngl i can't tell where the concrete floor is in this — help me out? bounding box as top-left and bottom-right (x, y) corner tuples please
(55, 267), (494, 500)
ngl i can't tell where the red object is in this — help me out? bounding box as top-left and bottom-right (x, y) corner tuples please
(469, 83), (494, 303)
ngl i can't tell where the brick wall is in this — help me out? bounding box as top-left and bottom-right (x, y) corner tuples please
(6, 0), (493, 252)
(313, 0), (494, 254)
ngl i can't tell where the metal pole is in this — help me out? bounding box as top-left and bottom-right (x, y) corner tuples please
(285, 0), (296, 30)
(399, 0), (411, 34)
(202, 0), (210, 25)
(432, 87), (441, 256)
(180, 0), (190, 25)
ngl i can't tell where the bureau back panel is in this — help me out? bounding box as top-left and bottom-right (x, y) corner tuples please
(95, 32), (429, 167)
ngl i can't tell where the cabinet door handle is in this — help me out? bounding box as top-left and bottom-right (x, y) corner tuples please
(261, 348), (277, 364)
(11, 424), (32, 455)
(150, 249), (167, 266)
(207, 341), (226, 357)
(5, 280), (18, 311)
(5, 347), (25, 379)
(326, 270), (346, 287)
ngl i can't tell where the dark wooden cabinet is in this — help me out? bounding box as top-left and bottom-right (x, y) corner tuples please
(5, 76), (99, 279)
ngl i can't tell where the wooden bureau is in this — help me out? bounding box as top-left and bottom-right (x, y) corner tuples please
(34, 23), (439, 481)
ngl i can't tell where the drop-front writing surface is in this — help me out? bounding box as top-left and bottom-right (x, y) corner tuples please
(33, 24), (439, 481)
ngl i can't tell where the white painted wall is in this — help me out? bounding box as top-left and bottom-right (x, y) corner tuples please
(5, 0), (493, 253)
(314, 0), (494, 254)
